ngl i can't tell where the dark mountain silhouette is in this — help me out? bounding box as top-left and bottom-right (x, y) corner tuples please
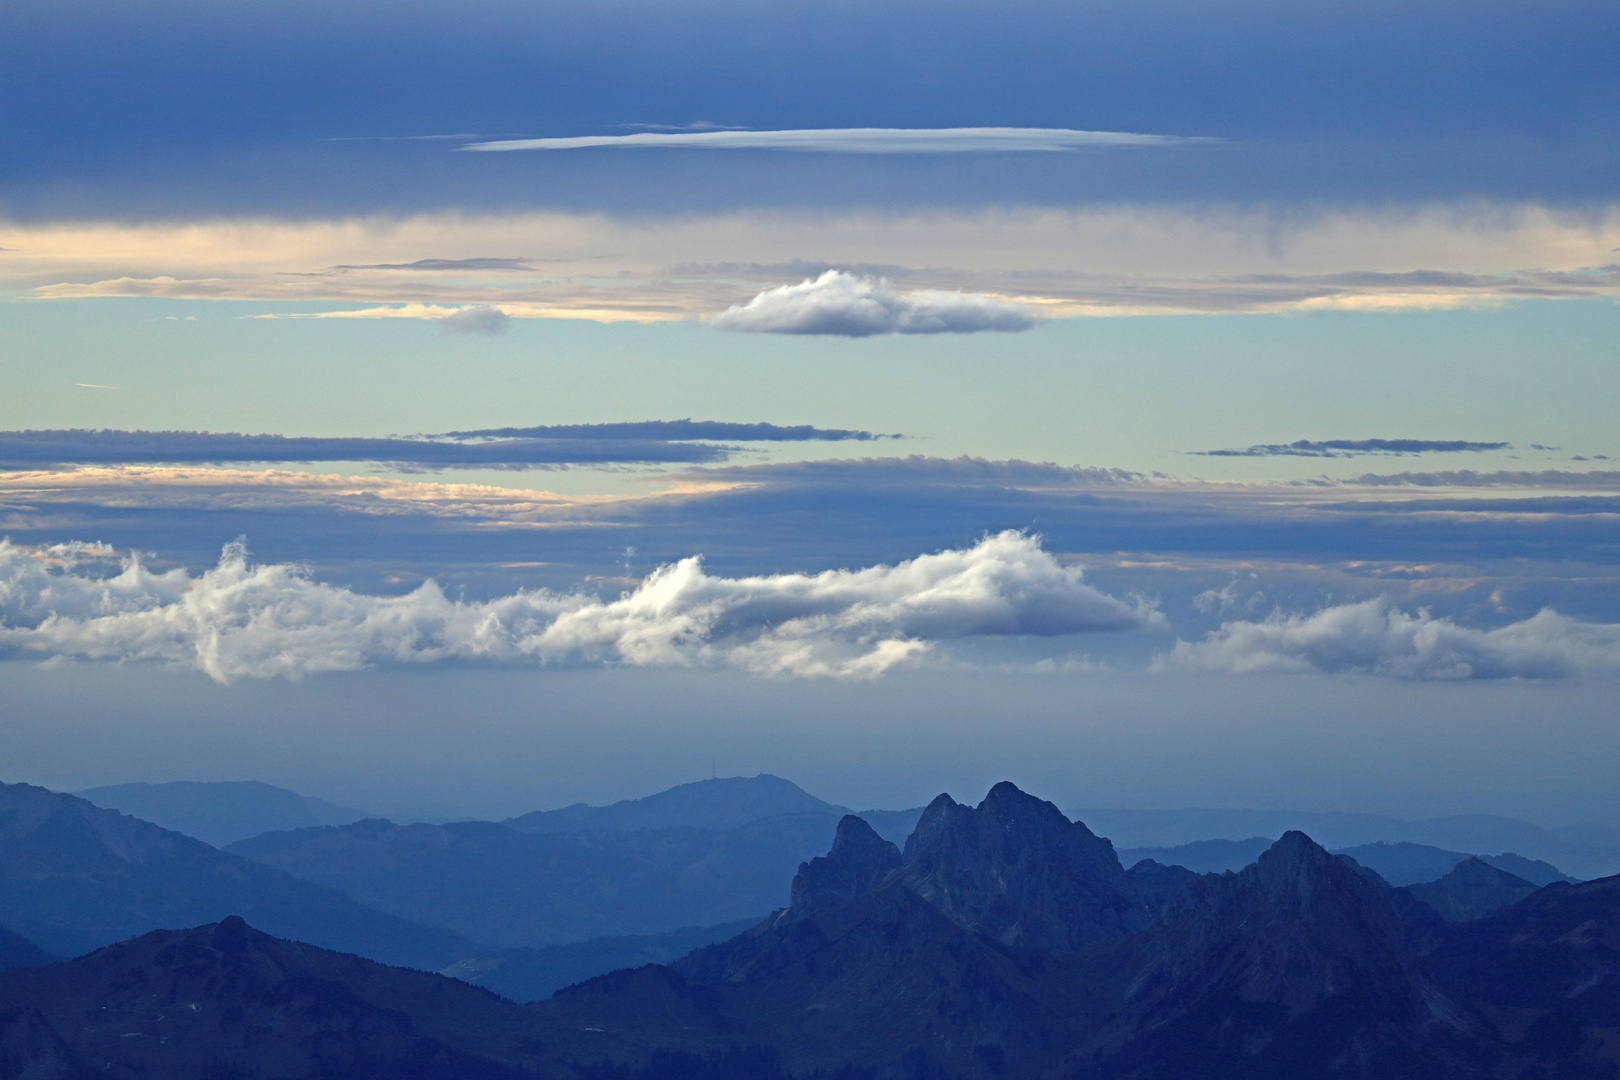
(1118, 836), (1274, 873)
(1075, 807), (1620, 879)
(1334, 841), (1573, 887)
(0, 782), (475, 968)
(228, 813), (843, 948)
(5, 781), (1620, 1079)
(895, 784), (1151, 950)
(441, 919), (762, 1003)
(0, 926), (55, 970)
(1123, 858), (1203, 909)
(0, 917), (556, 1079)
(1407, 857), (1540, 922)
(503, 775), (847, 834)
(1424, 873), (1620, 1027)
(76, 780), (368, 848)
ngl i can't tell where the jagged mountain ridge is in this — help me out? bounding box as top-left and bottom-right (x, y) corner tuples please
(4, 781), (1619, 1079)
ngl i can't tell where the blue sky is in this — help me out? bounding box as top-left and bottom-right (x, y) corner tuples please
(2, 0), (1618, 823)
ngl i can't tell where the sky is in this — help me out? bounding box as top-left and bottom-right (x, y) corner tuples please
(2, 0), (1618, 826)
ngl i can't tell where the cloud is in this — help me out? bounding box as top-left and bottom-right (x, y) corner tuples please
(462, 127), (1202, 154)
(1198, 439), (1513, 458)
(438, 304), (509, 334)
(0, 532), (1154, 683)
(12, 209), (1620, 322)
(1158, 599), (1620, 680)
(0, 422), (886, 470)
(329, 258), (533, 272)
(708, 271), (1036, 336)
(443, 420), (891, 442)
(0, 429), (732, 468)
(1339, 469), (1620, 489)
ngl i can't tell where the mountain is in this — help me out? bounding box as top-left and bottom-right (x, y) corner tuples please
(228, 813), (840, 948)
(895, 783), (1151, 950)
(1406, 857), (1541, 922)
(0, 917), (556, 1080)
(75, 780), (368, 848)
(851, 806), (924, 846)
(6, 780), (1620, 1079)
(441, 919), (761, 1003)
(1118, 836), (1274, 873)
(1334, 841), (1573, 887)
(0, 926), (55, 970)
(1073, 806), (1620, 879)
(503, 775), (847, 834)
(1079, 832), (1484, 1079)
(0, 781), (475, 968)
(557, 791), (1501, 1078)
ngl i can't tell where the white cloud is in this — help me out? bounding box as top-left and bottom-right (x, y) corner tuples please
(463, 127), (1198, 154)
(438, 304), (509, 334)
(1159, 599), (1620, 680)
(0, 532), (1152, 683)
(708, 270), (1036, 336)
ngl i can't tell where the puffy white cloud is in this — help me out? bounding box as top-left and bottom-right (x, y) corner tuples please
(438, 305), (509, 334)
(463, 127), (1196, 154)
(708, 271), (1036, 336)
(0, 532), (1151, 683)
(1159, 599), (1620, 680)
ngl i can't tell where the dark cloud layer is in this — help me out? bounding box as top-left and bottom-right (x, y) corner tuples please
(0, 422), (884, 469)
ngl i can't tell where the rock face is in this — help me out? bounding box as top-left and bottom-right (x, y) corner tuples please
(786, 815), (901, 918)
(1407, 856), (1540, 922)
(1124, 857), (1203, 910)
(1091, 831), (1477, 1078)
(897, 782), (1151, 950)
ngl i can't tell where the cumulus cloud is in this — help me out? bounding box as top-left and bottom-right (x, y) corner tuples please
(462, 127), (1199, 154)
(0, 532), (1153, 683)
(1159, 599), (1620, 680)
(708, 271), (1036, 336)
(438, 304), (509, 334)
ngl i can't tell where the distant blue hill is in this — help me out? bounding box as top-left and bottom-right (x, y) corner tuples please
(77, 780), (368, 848)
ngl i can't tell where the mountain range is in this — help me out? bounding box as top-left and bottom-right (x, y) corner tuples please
(76, 781), (369, 849)
(0, 782), (473, 969)
(1, 781), (1615, 1078)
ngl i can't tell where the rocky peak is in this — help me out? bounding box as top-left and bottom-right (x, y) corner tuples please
(786, 815), (902, 918)
(1139, 830), (1444, 1025)
(897, 782), (1150, 951)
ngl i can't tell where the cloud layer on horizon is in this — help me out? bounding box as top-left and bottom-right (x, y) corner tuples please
(708, 271), (1036, 336)
(0, 532), (1153, 682)
(1160, 599), (1620, 680)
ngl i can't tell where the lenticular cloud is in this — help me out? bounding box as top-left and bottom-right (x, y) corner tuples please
(1159, 598), (1620, 680)
(708, 271), (1036, 336)
(0, 533), (1149, 683)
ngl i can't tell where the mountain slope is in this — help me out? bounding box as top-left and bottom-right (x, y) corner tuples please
(1083, 832), (1484, 1079)
(76, 780), (368, 848)
(0, 926), (55, 970)
(1407, 858), (1540, 922)
(0, 917), (559, 1080)
(504, 775), (846, 834)
(229, 813), (840, 948)
(0, 782), (475, 968)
